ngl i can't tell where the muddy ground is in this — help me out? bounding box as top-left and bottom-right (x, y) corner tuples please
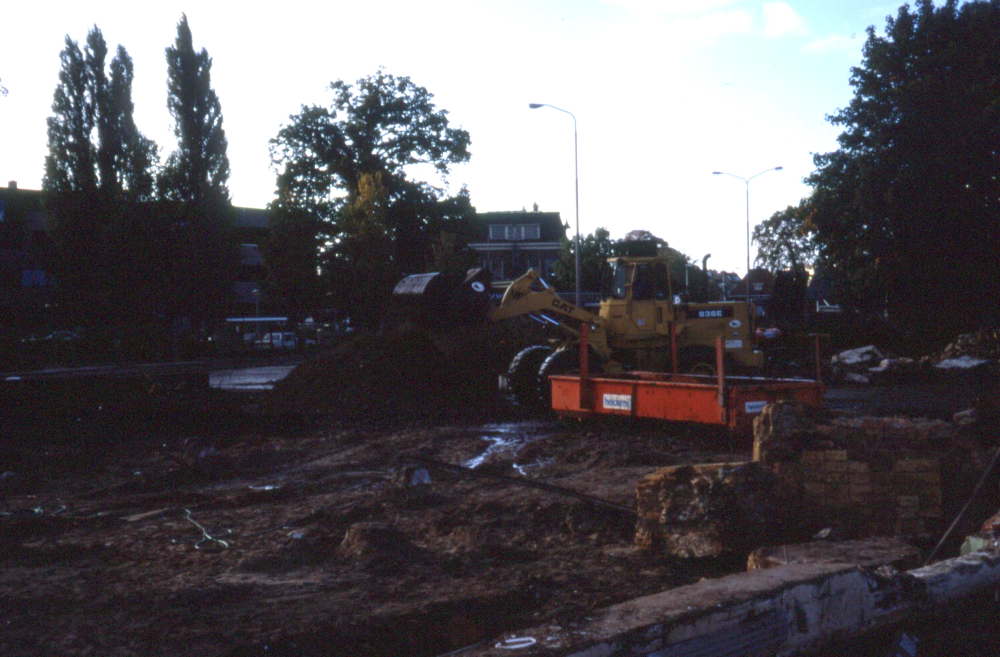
(0, 337), (991, 655)
(1, 395), (753, 656)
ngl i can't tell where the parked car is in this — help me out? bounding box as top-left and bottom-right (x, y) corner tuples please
(254, 332), (299, 350)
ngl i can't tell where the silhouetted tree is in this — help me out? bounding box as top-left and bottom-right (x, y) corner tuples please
(107, 47), (159, 200)
(158, 14), (237, 332)
(807, 0), (1000, 348)
(752, 203), (817, 273)
(159, 14), (230, 209)
(553, 228), (615, 292)
(45, 34), (96, 194)
(269, 69), (473, 319)
(43, 27), (160, 347)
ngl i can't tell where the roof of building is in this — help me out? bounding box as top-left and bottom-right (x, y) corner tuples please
(472, 210), (566, 242)
(0, 182), (271, 232)
(233, 206), (270, 230)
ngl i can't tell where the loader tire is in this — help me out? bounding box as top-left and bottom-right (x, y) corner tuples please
(538, 348), (582, 410)
(506, 346), (553, 408)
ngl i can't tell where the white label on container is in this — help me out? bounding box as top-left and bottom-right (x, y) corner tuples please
(725, 339), (743, 349)
(745, 400), (767, 414)
(603, 394), (632, 411)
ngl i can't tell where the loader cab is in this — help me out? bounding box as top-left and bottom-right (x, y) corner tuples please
(600, 257), (674, 338)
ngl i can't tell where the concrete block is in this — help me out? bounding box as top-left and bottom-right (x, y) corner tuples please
(747, 537), (921, 572)
(468, 551), (1000, 657)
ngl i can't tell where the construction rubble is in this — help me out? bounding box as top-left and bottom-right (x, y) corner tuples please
(3, 323), (1000, 656)
(832, 328), (1000, 385)
(635, 401), (989, 559)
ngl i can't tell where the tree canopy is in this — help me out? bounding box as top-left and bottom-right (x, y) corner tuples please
(554, 229), (712, 299)
(268, 70), (473, 320)
(806, 0), (1000, 347)
(752, 203), (817, 273)
(159, 14), (230, 209)
(43, 26), (162, 339)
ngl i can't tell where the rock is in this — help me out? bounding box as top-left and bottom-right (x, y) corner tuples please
(954, 408), (978, 426)
(753, 400), (816, 465)
(393, 465), (432, 488)
(934, 356), (990, 371)
(834, 346), (885, 367)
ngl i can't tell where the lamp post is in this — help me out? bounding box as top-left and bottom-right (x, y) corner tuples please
(529, 103), (580, 309)
(711, 167), (782, 307)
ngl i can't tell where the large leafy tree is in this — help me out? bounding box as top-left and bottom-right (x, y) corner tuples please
(807, 0), (1000, 348)
(269, 69), (473, 319)
(553, 227), (615, 292)
(752, 203), (817, 273)
(159, 14), (230, 209)
(553, 229), (704, 298)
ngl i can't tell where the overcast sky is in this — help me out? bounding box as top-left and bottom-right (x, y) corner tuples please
(1, 0), (913, 273)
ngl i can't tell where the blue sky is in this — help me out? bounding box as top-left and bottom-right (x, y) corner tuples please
(1, 1), (915, 273)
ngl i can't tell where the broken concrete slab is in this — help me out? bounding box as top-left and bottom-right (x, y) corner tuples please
(935, 355), (991, 370)
(469, 550), (1000, 657)
(834, 345), (885, 367)
(747, 536), (921, 572)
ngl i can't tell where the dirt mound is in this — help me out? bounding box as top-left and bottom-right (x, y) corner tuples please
(270, 322), (546, 421)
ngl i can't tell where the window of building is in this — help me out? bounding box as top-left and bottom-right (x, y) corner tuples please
(489, 256), (504, 280)
(488, 224), (541, 241)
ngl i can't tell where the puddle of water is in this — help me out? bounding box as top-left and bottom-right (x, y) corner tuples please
(464, 421), (553, 470)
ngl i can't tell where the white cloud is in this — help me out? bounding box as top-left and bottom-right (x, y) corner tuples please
(762, 2), (807, 38)
(603, 0), (737, 16)
(804, 33), (863, 55)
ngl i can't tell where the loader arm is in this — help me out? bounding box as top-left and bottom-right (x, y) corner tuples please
(489, 270), (600, 328)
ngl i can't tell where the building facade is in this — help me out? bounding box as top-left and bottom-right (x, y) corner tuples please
(468, 210), (567, 285)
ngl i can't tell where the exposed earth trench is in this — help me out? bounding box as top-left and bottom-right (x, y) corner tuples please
(0, 327), (993, 656)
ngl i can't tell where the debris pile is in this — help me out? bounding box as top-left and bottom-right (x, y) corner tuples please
(829, 345), (885, 384)
(269, 322), (545, 421)
(924, 327), (1000, 370)
(637, 401), (993, 559)
(754, 401), (989, 538)
(829, 345), (920, 384)
(635, 462), (786, 558)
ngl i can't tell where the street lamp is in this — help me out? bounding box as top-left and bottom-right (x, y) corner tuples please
(711, 167), (783, 306)
(529, 103), (581, 309)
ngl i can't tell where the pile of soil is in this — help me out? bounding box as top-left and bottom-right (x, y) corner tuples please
(270, 321), (547, 422)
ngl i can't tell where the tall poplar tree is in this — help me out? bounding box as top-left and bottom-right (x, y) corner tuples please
(158, 14), (236, 329)
(44, 26), (160, 349)
(159, 14), (230, 209)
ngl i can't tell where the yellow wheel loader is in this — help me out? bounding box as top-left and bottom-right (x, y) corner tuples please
(394, 255), (766, 407)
